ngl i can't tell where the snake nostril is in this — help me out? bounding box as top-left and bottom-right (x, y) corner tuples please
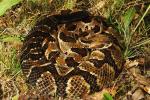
(79, 28), (82, 32)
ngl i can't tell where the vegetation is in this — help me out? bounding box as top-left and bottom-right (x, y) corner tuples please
(0, 0), (149, 100)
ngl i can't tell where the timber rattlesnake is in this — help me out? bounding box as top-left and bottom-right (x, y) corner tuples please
(20, 10), (124, 98)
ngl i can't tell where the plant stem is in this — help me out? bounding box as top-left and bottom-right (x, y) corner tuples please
(132, 5), (150, 33)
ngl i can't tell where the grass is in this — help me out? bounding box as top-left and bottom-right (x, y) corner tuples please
(108, 3), (150, 59)
(124, 5), (150, 59)
(0, 43), (21, 75)
(0, 34), (24, 42)
(0, 0), (150, 99)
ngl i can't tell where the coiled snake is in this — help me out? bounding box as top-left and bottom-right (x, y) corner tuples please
(20, 10), (124, 98)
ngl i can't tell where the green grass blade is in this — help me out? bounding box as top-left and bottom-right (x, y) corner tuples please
(122, 7), (136, 34)
(103, 93), (113, 100)
(132, 38), (150, 49)
(132, 5), (150, 33)
(0, 0), (22, 16)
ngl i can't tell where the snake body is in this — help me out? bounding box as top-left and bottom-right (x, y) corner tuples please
(20, 10), (123, 98)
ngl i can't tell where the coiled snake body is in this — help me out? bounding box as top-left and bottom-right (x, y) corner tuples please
(20, 10), (124, 98)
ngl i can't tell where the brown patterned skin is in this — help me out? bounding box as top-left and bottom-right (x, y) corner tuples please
(20, 10), (123, 98)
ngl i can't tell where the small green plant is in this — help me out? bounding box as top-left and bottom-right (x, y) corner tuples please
(0, 42), (21, 79)
(103, 92), (113, 100)
(0, 0), (21, 16)
(110, 4), (150, 59)
(121, 7), (136, 58)
(9, 48), (21, 75)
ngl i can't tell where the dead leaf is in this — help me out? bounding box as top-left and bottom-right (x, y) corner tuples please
(132, 89), (144, 100)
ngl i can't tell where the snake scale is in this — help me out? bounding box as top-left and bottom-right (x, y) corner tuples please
(20, 10), (124, 98)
